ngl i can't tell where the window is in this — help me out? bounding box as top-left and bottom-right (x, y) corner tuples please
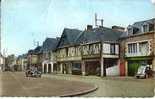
(149, 24), (154, 31)
(143, 24), (148, 32)
(127, 28), (133, 35)
(139, 41), (149, 55)
(110, 44), (115, 54)
(103, 43), (110, 54)
(132, 43), (137, 53)
(128, 43), (137, 54)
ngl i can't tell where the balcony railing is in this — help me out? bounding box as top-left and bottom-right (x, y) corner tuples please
(125, 51), (150, 57)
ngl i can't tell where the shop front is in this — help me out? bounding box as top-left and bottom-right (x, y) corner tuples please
(126, 57), (153, 76)
(83, 58), (100, 76)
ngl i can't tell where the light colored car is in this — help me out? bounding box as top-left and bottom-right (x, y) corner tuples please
(135, 65), (152, 79)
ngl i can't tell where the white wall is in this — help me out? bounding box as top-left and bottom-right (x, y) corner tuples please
(106, 65), (120, 76)
(103, 43), (119, 54)
(103, 43), (110, 54)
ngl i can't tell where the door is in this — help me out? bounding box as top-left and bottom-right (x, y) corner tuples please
(128, 61), (140, 76)
(48, 64), (51, 73)
(44, 64), (47, 73)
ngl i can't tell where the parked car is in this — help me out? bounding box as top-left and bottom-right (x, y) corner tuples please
(25, 69), (42, 78)
(72, 68), (81, 75)
(135, 65), (153, 79)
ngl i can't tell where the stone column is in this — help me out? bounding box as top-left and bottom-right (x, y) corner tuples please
(69, 62), (72, 74)
(60, 63), (63, 73)
(63, 63), (66, 74)
(81, 61), (86, 76)
(100, 57), (104, 77)
(42, 63), (44, 73)
(152, 59), (155, 71)
(51, 62), (54, 73)
(117, 59), (120, 76)
(100, 42), (104, 77)
(125, 60), (128, 76)
(46, 64), (49, 73)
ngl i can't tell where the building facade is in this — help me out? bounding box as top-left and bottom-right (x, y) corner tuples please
(24, 18), (155, 77)
(56, 26), (124, 76)
(120, 18), (155, 76)
(16, 54), (27, 71)
(27, 46), (42, 71)
(41, 38), (59, 74)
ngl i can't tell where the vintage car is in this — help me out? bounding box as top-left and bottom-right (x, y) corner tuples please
(135, 65), (153, 79)
(25, 69), (42, 78)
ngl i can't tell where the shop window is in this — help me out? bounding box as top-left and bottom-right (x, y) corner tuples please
(72, 63), (81, 71)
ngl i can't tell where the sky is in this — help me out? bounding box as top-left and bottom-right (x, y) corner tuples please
(1, 0), (155, 56)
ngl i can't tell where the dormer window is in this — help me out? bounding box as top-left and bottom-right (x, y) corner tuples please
(149, 24), (154, 31)
(127, 26), (133, 35)
(142, 23), (149, 33)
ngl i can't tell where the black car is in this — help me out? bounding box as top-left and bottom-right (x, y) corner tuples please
(25, 69), (42, 78)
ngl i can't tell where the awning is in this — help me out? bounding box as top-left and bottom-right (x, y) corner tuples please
(126, 56), (153, 61)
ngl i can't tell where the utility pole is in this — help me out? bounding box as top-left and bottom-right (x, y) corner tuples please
(33, 40), (39, 47)
(0, 0), (1, 54)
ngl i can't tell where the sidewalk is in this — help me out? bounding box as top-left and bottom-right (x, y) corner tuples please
(43, 73), (155, 97)
(43, 73), (153, 82)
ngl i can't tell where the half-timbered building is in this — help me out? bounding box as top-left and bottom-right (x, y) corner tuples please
(56, 25), (124, 76)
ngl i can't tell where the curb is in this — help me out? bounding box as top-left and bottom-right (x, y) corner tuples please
(60, 85), (98, 97)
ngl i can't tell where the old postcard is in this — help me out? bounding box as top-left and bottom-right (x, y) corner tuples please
(0, 0), (155, 97)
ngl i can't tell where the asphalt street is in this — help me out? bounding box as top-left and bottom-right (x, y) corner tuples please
(44, 73), (155, 97)
(0, 72), (155, 97)
(0, 72), (95, 97)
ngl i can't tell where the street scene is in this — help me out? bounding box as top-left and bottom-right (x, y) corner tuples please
(1, 0), (155, 97)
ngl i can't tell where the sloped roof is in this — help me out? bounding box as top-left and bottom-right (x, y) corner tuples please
(28, 49), (34, 54)
(57, 28), (82, 48)
(34, 46), (42, 54)
(120, 32), (128, 38)
(28, 46), (42, 55)
(17, 54), (27, 59)
(41, 38), (59, 52)
(76, 27), (124, 44)
(132, 18), (155, 34)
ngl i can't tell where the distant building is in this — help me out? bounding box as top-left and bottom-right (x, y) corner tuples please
(16, 54), (27, 71)
(41, 38), (59, 74)
(5, 54), (16, 71)
(27, 46), (42, 70)
(0, 54), (5, 71)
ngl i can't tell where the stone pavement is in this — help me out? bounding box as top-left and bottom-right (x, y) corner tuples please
(0, 72), (96, 97)
(43, 73), (155, 97)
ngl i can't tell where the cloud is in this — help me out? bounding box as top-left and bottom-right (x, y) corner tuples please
(151, 0), (155, 4)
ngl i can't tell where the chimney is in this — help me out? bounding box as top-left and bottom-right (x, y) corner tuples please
(112, 25), (125, 32)
(87, 25), (93, 31)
